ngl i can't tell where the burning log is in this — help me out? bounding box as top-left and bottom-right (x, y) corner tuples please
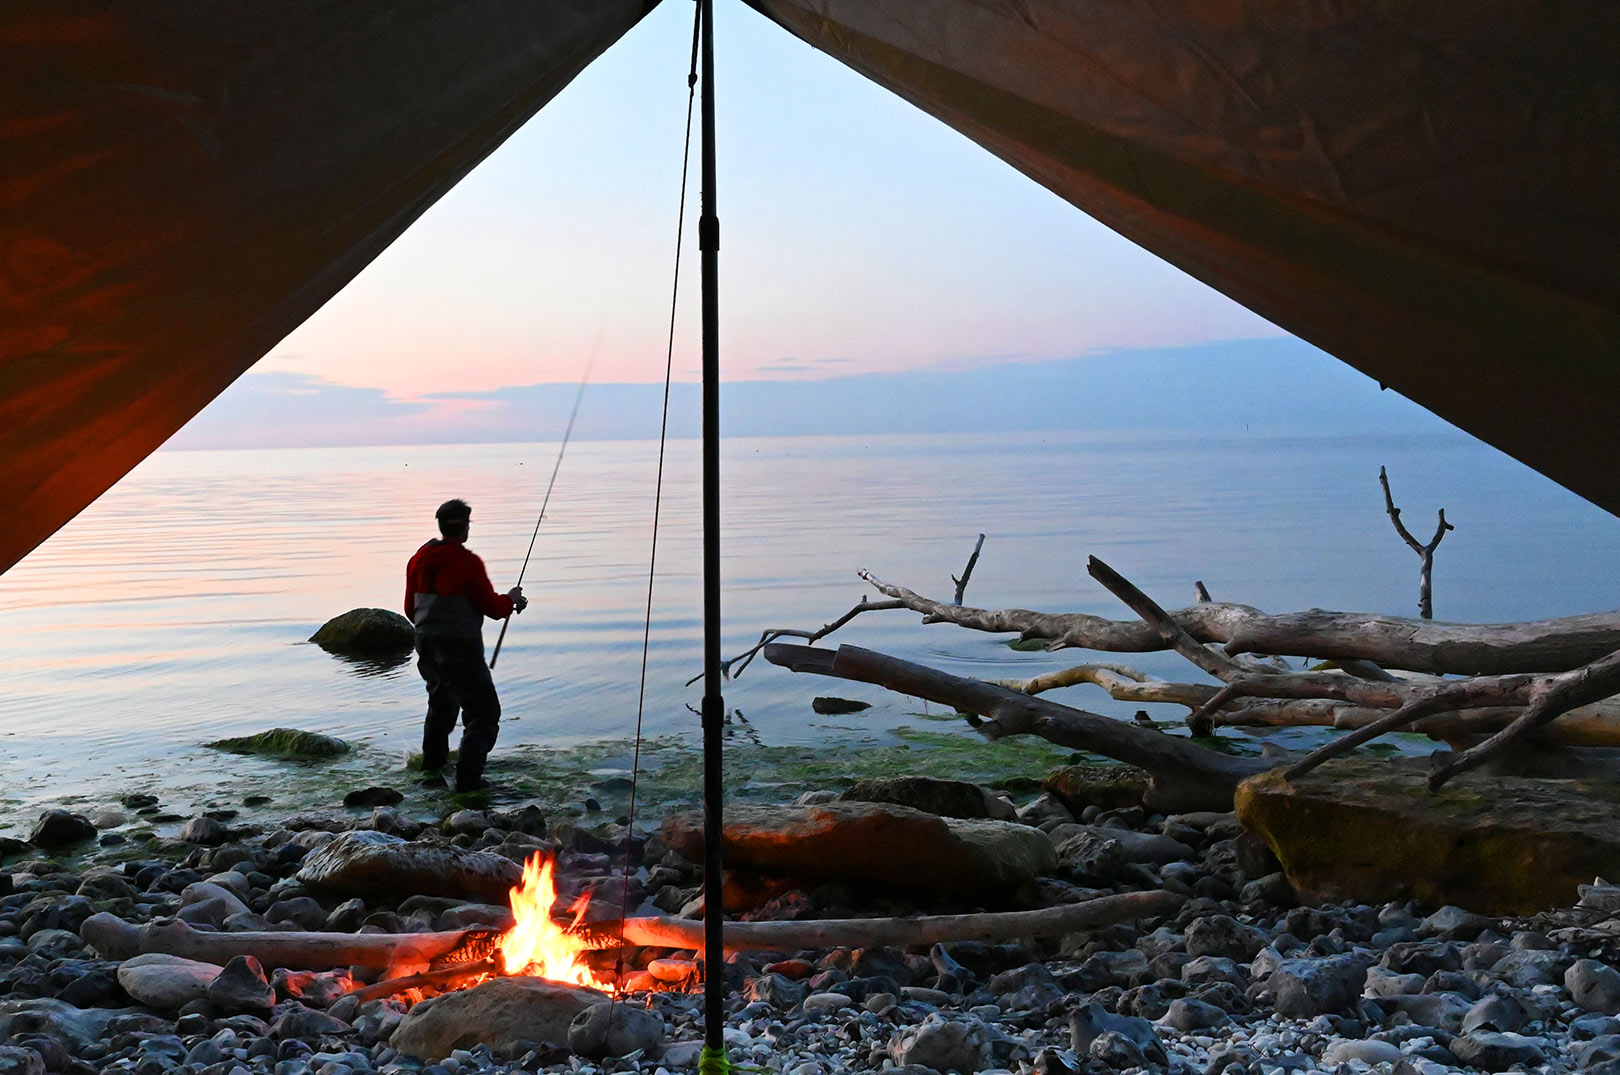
(347, 957), (503, 1003)
(83, 890), (1183, 976)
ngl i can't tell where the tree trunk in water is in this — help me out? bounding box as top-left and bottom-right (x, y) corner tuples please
(764, 643), (1273, 812)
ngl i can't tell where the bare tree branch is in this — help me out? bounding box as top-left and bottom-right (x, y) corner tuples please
(1086, 556), (1265, 681)
(693, 597), (905, 684)
(952, 533), (986, 605)
(1380, 466), (1456, 619)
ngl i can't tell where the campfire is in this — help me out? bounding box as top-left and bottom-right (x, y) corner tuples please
(496, 852), (611, 990)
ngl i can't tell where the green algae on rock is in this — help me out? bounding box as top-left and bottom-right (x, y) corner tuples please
(205, 728), (351, 758)
(1236, 758), (1620, 915)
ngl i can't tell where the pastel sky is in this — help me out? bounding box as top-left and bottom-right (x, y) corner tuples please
(254, 0), (1282, 402)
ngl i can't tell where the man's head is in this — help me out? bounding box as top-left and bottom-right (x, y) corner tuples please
(435, 498), (472, 540)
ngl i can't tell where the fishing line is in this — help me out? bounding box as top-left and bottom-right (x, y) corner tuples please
(609, 0), (702, 992)
(488, 359), (592, 670)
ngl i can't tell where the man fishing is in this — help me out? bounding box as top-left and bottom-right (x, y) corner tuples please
(405, 498), (527, 792)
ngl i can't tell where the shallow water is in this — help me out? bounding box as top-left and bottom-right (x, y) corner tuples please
(4, 429), (1620, 835)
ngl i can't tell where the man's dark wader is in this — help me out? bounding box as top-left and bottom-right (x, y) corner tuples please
(414, 591), (500, 786)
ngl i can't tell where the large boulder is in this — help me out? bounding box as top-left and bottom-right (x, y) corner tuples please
(309, 608), (414, 655)
(390, 977), (604, 1060)
(661, 802), (1055, 897)
(837, 776), (1012, 820)
(298, 830), (522, 902)
(1236, 760), (1620, 914)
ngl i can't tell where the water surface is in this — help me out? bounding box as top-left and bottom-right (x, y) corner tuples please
(4, 430), (1619, 833)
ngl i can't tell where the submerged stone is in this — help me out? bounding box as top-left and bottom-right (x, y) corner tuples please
(206, 728), (351, 758)
(811, 696), (871, 714)
(1235, 759), (1620, 913)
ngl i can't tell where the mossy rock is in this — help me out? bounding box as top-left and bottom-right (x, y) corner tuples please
(309, 608), (414, 655)
(1043, 763), (1150, 812)
(1236, 759), (1620, 915)
(206, 728), (351, 759)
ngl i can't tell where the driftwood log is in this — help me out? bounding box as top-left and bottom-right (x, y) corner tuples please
(81, 891), (1182, 972)
(855, 571), (1620, 676)
(738, 548), (1620, 796)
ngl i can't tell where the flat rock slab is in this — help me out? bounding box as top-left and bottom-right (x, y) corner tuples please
(1236, 760), (1620, 914)
(390, 976), (605, 1060)
(298, 830), (522, 903)
(662, 802), (1054, 896)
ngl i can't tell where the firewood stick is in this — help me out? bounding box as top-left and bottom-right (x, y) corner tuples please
(80, 912), (477, 969)
(349, 958), (503, 1003)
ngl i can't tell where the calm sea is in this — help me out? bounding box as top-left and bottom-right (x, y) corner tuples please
(4, 430), (1620, 832)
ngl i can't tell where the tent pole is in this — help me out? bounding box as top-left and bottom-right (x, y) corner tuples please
(697, 0), (726, 1058)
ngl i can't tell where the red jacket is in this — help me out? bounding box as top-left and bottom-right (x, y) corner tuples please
(405, 539), (514, 637)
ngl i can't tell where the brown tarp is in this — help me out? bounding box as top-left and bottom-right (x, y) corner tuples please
(3, 2), (1619, 576)
(0, 1), (657, 575)
(747, 0), (1620, 510)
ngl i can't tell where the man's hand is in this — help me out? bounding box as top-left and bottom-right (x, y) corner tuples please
(507, 586), (529, 614)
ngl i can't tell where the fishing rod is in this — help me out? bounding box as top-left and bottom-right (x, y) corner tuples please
(488, 368), (590, 669)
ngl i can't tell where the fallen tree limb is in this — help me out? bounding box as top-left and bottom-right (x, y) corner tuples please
(1281, 645), (1620, 785)
(84, 892), (1184, 972)
(765, 643), (1274, 811)
(856, 572), (1620, 675)
(81, 913), (477, 970)
(1001, 663), (1219, 708)
(1427, 646), (1620, 787)
(589, 889), (1184, 952)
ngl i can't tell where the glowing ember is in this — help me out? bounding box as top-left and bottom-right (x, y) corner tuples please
(498, 853), (609, 989)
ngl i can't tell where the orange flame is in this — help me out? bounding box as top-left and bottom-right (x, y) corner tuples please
(498, 853), (610, 990)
